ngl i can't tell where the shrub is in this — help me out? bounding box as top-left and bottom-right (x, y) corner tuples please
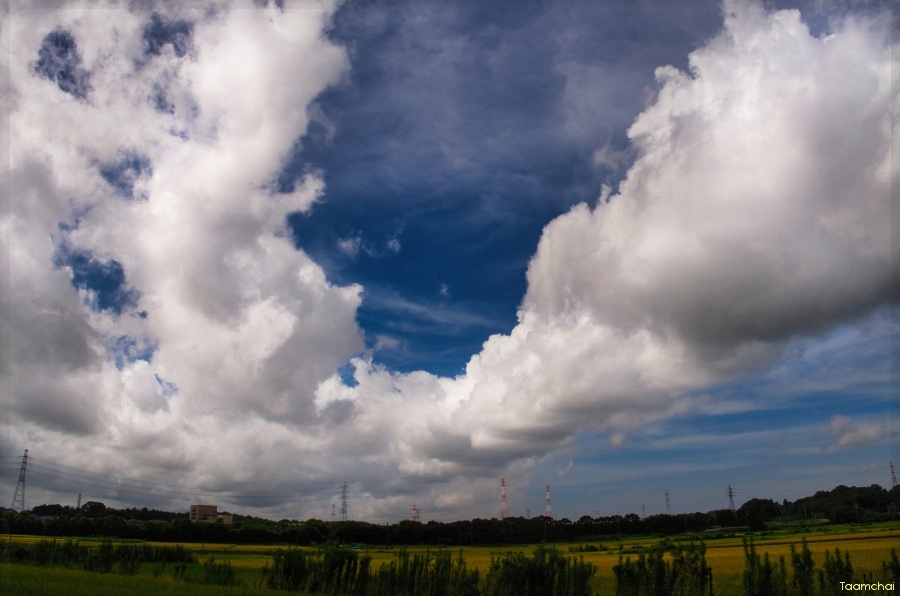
(200, 556), (239, 587)
(483, 545), (595, 596)
(172, 561), (187, 581)
(369, 549), (479, 596)
(83, 538), (116, 573)
(742, 537), (788, 596)
(790, 539), (816, 596)
(267, 546), (371, 593)
(613, 541), (711, 596)
(818, 547), (853, 596)
(882, 548), (899, 584)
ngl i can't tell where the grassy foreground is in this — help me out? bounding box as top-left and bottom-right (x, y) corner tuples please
(0, 562), (262, 595)
(2, 522), (898, 594)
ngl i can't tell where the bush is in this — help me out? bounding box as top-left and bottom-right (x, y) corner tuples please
(818, 547), (853, 596)
(266, 545), (480, 596)
(83, 538), (116, 573)
(613, 541), (711, 596)
(369, 549), (479, 596)
(483, 545), (595, 596)
(883, 548), (900, 584)
(742, 538), (788, 596)
(267, 547), (313, 591)
(172, 561), (187, 581)
(200, 556), (239, 587)
(790, 539), (816, 596)
(267, 546), (370, 593)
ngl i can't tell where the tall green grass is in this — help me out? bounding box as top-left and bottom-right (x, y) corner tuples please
(740, 539), (896, 596)
(612, 541), (712, 596)
(0, 537), (194, 571)
(265, 546), (481, 595)
(0, 562), (261, 595)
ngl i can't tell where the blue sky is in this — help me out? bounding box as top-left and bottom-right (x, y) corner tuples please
(286, 0), (723, 377)
(1, 0), (896, 522)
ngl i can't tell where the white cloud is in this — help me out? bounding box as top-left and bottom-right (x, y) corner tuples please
(2, 0), (894, 520)
(337, 234), (363, 258)
(3, 0), (362, 504)
(828, 415), (886, 448)
(373, 334), (404, 352)
(321, 0), (894, 507)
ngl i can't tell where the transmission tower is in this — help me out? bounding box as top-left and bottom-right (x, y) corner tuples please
(339, 481), (348, 521)
(891, 461), (897, 488)
(728, 485), (735, 511)
(331, 503), (336, 521)
(545, 484), (554, 520)
(411, 504), (421, 522)
(499, 478), (508, 519)
(10, 449), (28, 511)
(665, 490), (671, 515)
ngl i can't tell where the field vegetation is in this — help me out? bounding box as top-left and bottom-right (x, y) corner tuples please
(2, 522), (897, 594)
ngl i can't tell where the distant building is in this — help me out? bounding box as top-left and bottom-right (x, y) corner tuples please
(189, 504), (218, 522)
(217, 513), (233, 525)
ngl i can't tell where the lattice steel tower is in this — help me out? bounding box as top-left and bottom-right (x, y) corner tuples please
(340, 480), (349, 521)
(10, 449), (28, 511)
(499, 478), (508, 519)
(891, 462), (897, 489)
(665, 490), (671, 515)
(545, 484), (554, 520)
(728, 485), (735, 511)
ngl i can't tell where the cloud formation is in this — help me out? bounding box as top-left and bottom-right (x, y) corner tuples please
(321, 0), (895, 505)
(4, 0), (361, 502)
(2, 0), (894, 519)
(829, 416), (887, 448)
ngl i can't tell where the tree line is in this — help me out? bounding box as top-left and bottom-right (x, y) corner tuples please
(2, 484), (897, 547)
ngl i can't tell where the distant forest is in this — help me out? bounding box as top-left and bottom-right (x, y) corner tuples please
(3, 484), (898, 546)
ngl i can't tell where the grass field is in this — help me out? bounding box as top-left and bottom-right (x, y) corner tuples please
(0, 563), (266, 595)
(2, 522), (898, 594)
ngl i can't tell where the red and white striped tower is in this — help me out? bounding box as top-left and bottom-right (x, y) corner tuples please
(500, 478), (508, 519)
(411, 504), (421, 522)
(545, 484), (554, 520)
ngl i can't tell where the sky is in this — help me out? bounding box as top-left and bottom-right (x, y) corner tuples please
(0, 0), (897, 523)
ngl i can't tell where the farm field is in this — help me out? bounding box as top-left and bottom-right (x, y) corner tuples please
(2, 522), (898, 594)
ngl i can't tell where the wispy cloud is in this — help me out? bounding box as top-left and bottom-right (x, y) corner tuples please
(362, 287), (501, 333)
(828, 416), (887, 448)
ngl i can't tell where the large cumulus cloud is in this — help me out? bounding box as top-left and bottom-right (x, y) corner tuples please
(318, 0), (895, 513)
(3, 0), (362, 506)
(459, 0), (894, 441)
(2, 0), (894, 520)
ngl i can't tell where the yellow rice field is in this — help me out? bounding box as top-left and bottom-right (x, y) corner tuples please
(4, 523), (898, 594)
